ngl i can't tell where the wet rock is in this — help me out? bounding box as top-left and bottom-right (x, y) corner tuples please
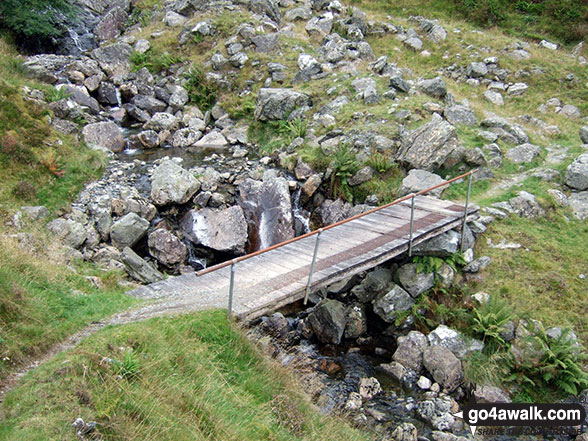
(58, 84), (100, 113)
(131, 95), (167, 114)
(391, 422), (418, 441)
(121, 247), (164, 284)
(172, 128), (202, 148)
(397, 263), (434, 297)
(359, 377), (382, 400)
(345, 305), (367, 338)
(239, 175), (295, 249)
(380, 361), (407, 383)
(505, 143), (541, 164)
(255, 88), (311, 121)
(137, 130), (160, 149)
(423, 346), (463, 392)
(150, 159), (201, 206)
(301, 174), (322, 199)
(307, 299), (347, 344)
(565, 153), (588, 190)
(396, 114), (459, 171)
(148, 228), (187, 267)
(47, 218), (87, 249)
(393, 330), (428, 372)
(145, 112), (178, 131)
(372, 284), (414, 323)
(428, 324), (484, 359)
(418, 76), (447, 98)
(110, 212), (149, 249)
(400, 169), (445, 197)
(82, 122), (125, 152)
(181, 206), (248, 253)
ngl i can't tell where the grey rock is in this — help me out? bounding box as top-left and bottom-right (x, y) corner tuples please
(380, 361), (407, 382)
(285, 7), (312, 21)
(372, 284), (414, 323)
(134, 39), (150, 54)
(580, 126), (588, 144)
(47, 218), (87, 249)
(484, 90), (504, 106)
(96, 82), (119, 106)
(463, 256), (491, 273)
(94, 6), (128, 41)
(131, 95), (167, 114)
(418, 76), (447, 98)
(90, 43), (133, 77)
(181, 206), (248, 253)
(110, 213), (149, 249)
(306, 13), (333, 36)
(352, 267), (394, 302)
(422, 345), (463, 392)
(560, 104), (581, 119)
(145, 112), (178, 131)
(396, 114), (459, 171)
(404, 37), (423, 51)
(254, 88), (311, 121)
(345, 305), (367, 338)
(474, 385), (511, 403)
(431, 432), (470, 441)
(565, 153), (588, 190)
(121, 247), (164, 284)
(467, 62), (488, 78)
(391, 422), (418, 441)
(348, 166), (374, 186)
(413, 228), (474, 257)
(393, 330), (428, 372)
(150, 159), (201, 205)
(569, 191), (588, 220)
(481, 116), (528, 144)
(163, 11), (186, 27)
(58, 84), (100, 114)
(169, 86), (189, 108)
(172, 128), (202, 148)
(397, 263), (435, 297)
(318, 198), (351, 225)
(194, 131), (229, 149)
(308, 299), (347, 344)
(249, 0), (282, 24)
(252, 33), (279, 53)
(211, 53), (228, 70)
(445, 105), (477, 126)
(21, 206), (50, 220)
(417, 396), (455, 430)
(390, 76), (411, 93)
(82, 122), (125, 152)
(505, 143), (541, 164)
(509, 191), (545, 218)
(428, 324), (484, 359)
(137, 130), (159, 149)
(148, 228), (187, 267)
(400, 169), (445, 197)
(507, 82), (528, 96)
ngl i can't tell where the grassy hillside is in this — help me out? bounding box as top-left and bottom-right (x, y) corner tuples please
(0, 310), (371, 441)
(0, 36), (138, 380)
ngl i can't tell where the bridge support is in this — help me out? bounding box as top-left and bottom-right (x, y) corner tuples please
(303, 229), (323, 305)
(227, 259), (237, 319)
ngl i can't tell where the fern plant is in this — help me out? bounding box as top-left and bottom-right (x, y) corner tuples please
(472, 296), (514, 351)
(329, 144), (359, 202)
(184, 66), (218, 111)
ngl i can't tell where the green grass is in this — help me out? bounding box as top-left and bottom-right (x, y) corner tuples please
(0, 310), (372, 441)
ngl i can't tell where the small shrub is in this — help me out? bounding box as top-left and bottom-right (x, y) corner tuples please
(330, 144), (360, 202)
(112, 348), (140, 380)
(278, 118), (307, 144)
(366, 153), (395, 173)
(45, 86), (70, 103)
(184, 66), (218, 112)
(41, 151), (65, 177)
(0, 0), (73, 39)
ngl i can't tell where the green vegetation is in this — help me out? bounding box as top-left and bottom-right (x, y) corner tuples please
(248, 117), (308, 155)
(130, 49), (185, 74)
(184, 66), (218, 112)
(349, 0), (587, 43)
(0, 0), (73, 39)
(0, 310), (371, 441)
(45, 86), (70, 103)
(330, 144), (360, 202)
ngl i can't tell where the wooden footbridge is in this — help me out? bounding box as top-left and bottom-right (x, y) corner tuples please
(130, 171), (479, 321)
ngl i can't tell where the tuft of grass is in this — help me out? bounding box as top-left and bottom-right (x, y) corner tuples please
(45, 86), (70, 103)
(0, 311), (371, 441)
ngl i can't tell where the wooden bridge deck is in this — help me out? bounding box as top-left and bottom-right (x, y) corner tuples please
(129, 195), (478, 321)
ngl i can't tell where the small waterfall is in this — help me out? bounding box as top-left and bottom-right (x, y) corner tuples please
(185, 240), (207, 271)
(66, 26), (85, 54)
(258, 211), (271, 250)
(115, 88), (122, 107)
(292, 188), (311, 236)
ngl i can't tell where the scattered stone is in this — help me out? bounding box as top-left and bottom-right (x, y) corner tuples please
(359, 377), (382, 400)
(560, 104), (581, 119)
(565, 153), (588, 190)
(393, 331), (428, 372)
(467, 62), (488, 78)
(418, 77), (447, 99)
(413, 228), (474, 257)
(471, 292), (490, 304)
(579, 126), (588, 144)
(428, 324), (484, 359)
(255, 88), (311, 121)
(404, 37), (423, 51)
(47, 218), (87, 249)
(539, 40), (558, 50)
(484, 90), (504, 106)
(348, 166), (374, 186)
(417, 376), (433, 390)
(391, 422), (418, 441)
(463, 256), (491, 273)
(508, 191), (545, 218)
(505, 143), (541, 164)
(569, 192), (588, 220)
(507, 82), (528, 96)
(20, 206), (50, 220)
(445, 105), (477, 126)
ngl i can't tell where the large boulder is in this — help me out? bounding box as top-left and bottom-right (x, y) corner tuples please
(413, 228), (474, 256)
(505, 143), (541, 164)
(150, 159), (201, 205)
(307, 299), (347, 344)
(239, 175), (295, 249)
(249, 0), (282, 24)
(422, 345), (463, 392)
(82, 122), (125, 152)
(418, 77), (447, 99)
(318, 198), (352, 225)
(181, 206), (248, 253)
(352, 267), (394, 302)
(148, 228), (187, 267)
(90, 42), (133, 77)
(94, 5), (128, 41)
(110, 212), (149, 249)
(121, 247), (164, 284)
(444, 105), (478, 126)
(396, 114), (460, 171)
(393, 330), (428, 372)
(397, 263), (435, 297)
(400, 169), (445, 197)
(254, 88), (311, 121)
(46, 218), (87, 249)
(565, 153), (588, 190)
(569, 192), (588, 220)
(508, 191), (545, 218)
(372, 284), (414, 323)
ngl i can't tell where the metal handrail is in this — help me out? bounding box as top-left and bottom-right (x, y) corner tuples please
(198, 169), (477, 277)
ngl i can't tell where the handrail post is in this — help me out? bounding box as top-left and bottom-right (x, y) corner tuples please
(460, 172), (474, 252)
(304, 229), (323, 305)
(408, 196), (415, 257)
(227, 259), (237, 319)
